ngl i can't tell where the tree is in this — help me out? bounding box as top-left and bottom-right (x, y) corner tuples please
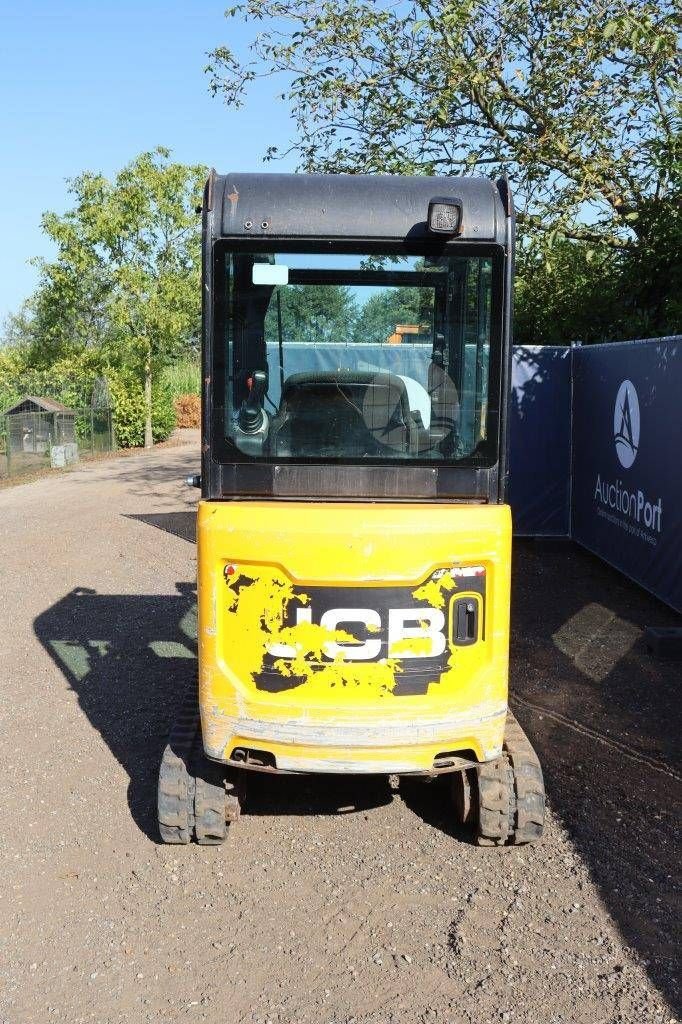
(209, 1), (678, 247)
(515, 238), (620, 344)
(265, 284), (358, 343)
(36, 148), (205, 446)
(515, 227), (682, 344)
(2, 263), (120, 369)
(353, 287), (430, 344)
(208, 0), (681, 336)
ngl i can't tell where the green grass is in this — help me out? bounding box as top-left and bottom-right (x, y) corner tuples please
(162, 357), (201, 398)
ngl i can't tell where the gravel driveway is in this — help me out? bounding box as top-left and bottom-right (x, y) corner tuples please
(0, 432), (679, 1024)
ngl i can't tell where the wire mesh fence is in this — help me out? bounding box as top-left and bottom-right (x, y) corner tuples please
(0, 408), (115, 480)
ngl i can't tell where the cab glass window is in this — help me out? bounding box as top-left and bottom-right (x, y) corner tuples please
(217, 249), (498, 464)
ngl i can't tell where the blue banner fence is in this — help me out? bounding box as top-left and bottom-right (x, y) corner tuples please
(510, 337), (682, 613)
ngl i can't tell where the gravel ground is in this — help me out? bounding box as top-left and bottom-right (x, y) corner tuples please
(0, 431), (679, 1024)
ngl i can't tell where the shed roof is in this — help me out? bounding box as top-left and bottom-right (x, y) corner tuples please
(3, 395), (76, 416)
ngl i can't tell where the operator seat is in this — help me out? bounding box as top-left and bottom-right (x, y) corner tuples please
(267, 370), (419, 459)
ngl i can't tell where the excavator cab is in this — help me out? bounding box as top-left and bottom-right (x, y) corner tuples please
(158, 173), (545, 846)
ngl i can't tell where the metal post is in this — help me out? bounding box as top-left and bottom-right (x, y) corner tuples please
(3, 415), (10, 478)
(474, 260), (486, 443)
(276, 289), (285, 396)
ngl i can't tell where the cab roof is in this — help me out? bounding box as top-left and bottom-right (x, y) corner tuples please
(205, 172), (511, 246)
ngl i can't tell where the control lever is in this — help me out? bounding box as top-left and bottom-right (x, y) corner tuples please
(238, 370), (267, 434)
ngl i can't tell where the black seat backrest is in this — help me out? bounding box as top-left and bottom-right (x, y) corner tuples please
(267, 370), (413, 458)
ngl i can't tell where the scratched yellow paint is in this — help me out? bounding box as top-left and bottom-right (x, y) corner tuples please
(412, 572), (458, 608)
(197, 500), (511, 771)
(388, 636), (433, 658)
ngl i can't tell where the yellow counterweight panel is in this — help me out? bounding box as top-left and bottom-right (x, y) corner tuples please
(197, 500), (512, 773)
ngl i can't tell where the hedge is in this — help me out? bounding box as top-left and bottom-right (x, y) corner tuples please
(0, 349), (176, 448)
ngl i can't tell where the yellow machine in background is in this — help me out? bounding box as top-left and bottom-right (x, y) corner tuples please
(158, 172), (545, 847)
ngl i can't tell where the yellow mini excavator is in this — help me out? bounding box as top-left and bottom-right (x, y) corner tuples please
(157, 172), (545, 846)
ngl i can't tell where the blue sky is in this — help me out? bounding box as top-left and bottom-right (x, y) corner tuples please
(0, 1), (297, 323)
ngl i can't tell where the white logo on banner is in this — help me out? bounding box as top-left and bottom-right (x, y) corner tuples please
(614, 379), (640, 469)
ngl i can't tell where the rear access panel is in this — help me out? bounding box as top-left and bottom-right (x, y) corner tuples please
(197, 501), (511, 773)
(250, 569), (486, 696)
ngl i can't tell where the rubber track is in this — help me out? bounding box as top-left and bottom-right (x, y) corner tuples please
(157, 684), (199, 844)
(157, 685), (229, 845)
(192, 730), (228, 846)
(476, 711), (545, 847)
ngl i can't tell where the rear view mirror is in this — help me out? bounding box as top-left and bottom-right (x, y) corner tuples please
(252, 264), (289, 286)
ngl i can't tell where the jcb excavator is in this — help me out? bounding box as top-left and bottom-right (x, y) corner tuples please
(157, 172), (545, 847)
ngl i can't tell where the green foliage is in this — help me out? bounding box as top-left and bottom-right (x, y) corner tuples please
(208, 0), (681, 338)
(515, 239), (619, 344)
(1, 148), (204, 444)
(209, 1), (678, 246)
(352, 288), (431, 344)
(0, 346), (175, 448)
(150, 377), (177, 442)
(0, 346), (33, 412)
(83, 367), (176, 448)
(0, 346), (100, 412)
(162, 357), (201, 398)
(265, 285), (358, 343)
(515, 196), (682, 344)
(619, 192), (682, 335)
(26, 148), (205, 444)
(38, 147), (205, 358)
(105, 374), (146, 449)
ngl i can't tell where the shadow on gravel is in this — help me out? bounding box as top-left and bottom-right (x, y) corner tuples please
(398, 775), (474, 845)
(34, 583), (198, 842)
(32, 581), (394, 842)
(509, 539), (681, 1015)
(245, 772), (393, 817)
